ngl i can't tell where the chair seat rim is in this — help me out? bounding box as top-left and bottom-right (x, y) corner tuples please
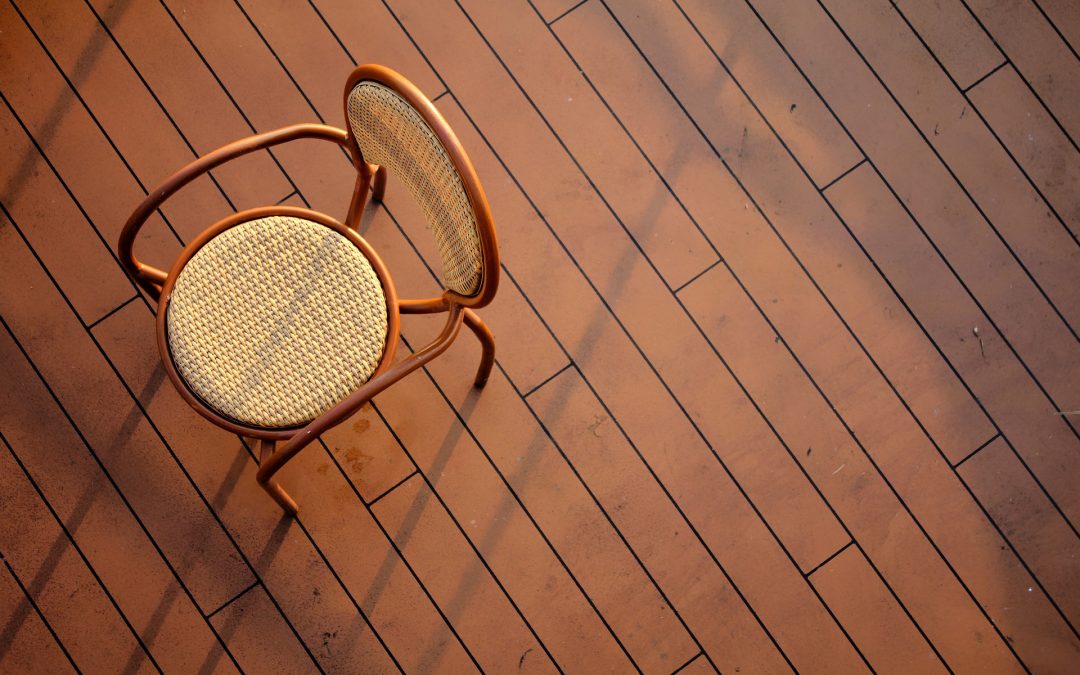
(154, 205), (401, 440)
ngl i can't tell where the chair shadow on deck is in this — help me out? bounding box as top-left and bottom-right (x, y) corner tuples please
(0, 362), (166, 675)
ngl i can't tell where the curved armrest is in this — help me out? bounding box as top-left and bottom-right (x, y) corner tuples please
(119, 123), (351, 298)
(257, 305), (465, 484)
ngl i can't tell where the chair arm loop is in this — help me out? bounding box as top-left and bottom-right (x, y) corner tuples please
(119, 124), (350, 299)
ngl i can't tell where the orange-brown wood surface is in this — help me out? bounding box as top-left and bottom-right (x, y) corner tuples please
(2, 1), (1078, 672)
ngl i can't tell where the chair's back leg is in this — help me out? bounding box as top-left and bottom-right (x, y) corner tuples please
(257, 438), (299, 516)
(372, 165), (387, 203)
(345, 169), (375, 230)
(462, 308), (495, 388)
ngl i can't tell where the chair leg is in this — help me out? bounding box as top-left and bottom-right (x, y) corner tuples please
(372, 164), (387, 203)
(257, 439), (299, 516)
(462, 308), (495, 388)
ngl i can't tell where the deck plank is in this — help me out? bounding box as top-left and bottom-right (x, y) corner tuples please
(372, 475), (561, 674)
(586, 0), (994, 468)
(0, 323), (238, 672)
(208, 584), (320, 675)
(810, 546), (948, 675)
(679, 263), (1027, 673)
(965, 0), (1080, 147)
(0, 162), (254, 617)
(92, 302), (401, 674)
(0, 434), (155, 674)
(967, 65), (1080, 242)
(0, 557), (77, 675)
(824, 0), (1080, 333)
(748, 0), (1080, 526)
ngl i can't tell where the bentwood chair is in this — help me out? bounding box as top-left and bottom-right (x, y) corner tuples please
(118, 64), (499, 515)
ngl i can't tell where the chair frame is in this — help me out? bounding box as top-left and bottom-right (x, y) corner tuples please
(118, 65), (499, 515)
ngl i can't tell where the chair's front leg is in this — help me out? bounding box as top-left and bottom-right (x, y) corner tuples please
(463, 308), (495, 388)
(257, 438), (299, 516)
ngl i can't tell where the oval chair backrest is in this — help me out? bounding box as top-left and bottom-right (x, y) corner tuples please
(344, 67), (496, 305)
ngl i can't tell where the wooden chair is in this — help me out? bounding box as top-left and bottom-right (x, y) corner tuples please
(118, 64), (499, 515)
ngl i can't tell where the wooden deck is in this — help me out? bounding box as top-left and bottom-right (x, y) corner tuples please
(2, 0), (1079, 672)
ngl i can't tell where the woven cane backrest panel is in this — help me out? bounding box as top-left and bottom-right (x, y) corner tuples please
(167, 216), (388, 428)
(347, 81), (483, 296)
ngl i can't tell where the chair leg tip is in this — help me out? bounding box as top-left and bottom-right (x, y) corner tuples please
(261, 480), (299, 516)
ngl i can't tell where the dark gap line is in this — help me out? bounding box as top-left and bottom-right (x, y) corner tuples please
(87, 295), (140, 331)
(275, 190), (299, 205)
(669, 651), (703, 675)
(0, 428), (162, 674)
(239, 438), (405, 674)
(229, 0), (326, 125)
(669, 293), (899, 672)
(305, 0), (356, 67)
(610, 0), (981, 667)
(563, 0), (916, 666)
(813, 0), (1080, 636)
(454, 2), (814, 664)
(285, 511), (404, 673)
(381, 197), (646, 671)
(815, 0), (1080, 344)
(366, 393), (566, 675)
(956, 0), (1080, 184)
(0, 90), (144, 304)
(740, 0), (1080, 528)
(962, 60), (1008, 93)
(672, 257), (723, 294)
(382, 2), (903, 670)
(804, 540), (854, 578)
(727, 0), (1080, 647)
(888, 4), (1080, 251)
(365, 470), (420, 506)
(383, 0), (842, 666)
(0, 238), (247, 675)
(548, 0), (590, 26)
(743, 0), (1080, 542)
(2, 551), (81, 673)
(961, 76), (1080, 250)
(0, 202), (324, 673)
(397, 327), (643, 673)
(153, 0), (310, 209)
(229, 0), (359, 169)
(312, 439), (484, 674)
(447, 0), (800, 665)
(205, 579), (260, 620)
(521, 361), (574, 398)
(492, 262), (724, 671)
(728, 0), (1080, 653)
(78, 0), (238, 214)
(431, 90), (452, 103)
(816, 0), (1080, 537)
(1029, 0), (1080, 64)
(953, 434), (1003, 469)
(5, 0), (187, 249)
(820, 157), (868, 192)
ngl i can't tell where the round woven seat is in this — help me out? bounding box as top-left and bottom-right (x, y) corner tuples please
(166, 215), (389, 429)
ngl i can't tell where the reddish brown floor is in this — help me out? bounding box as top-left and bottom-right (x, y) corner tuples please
(1, 0), (1079, 673)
